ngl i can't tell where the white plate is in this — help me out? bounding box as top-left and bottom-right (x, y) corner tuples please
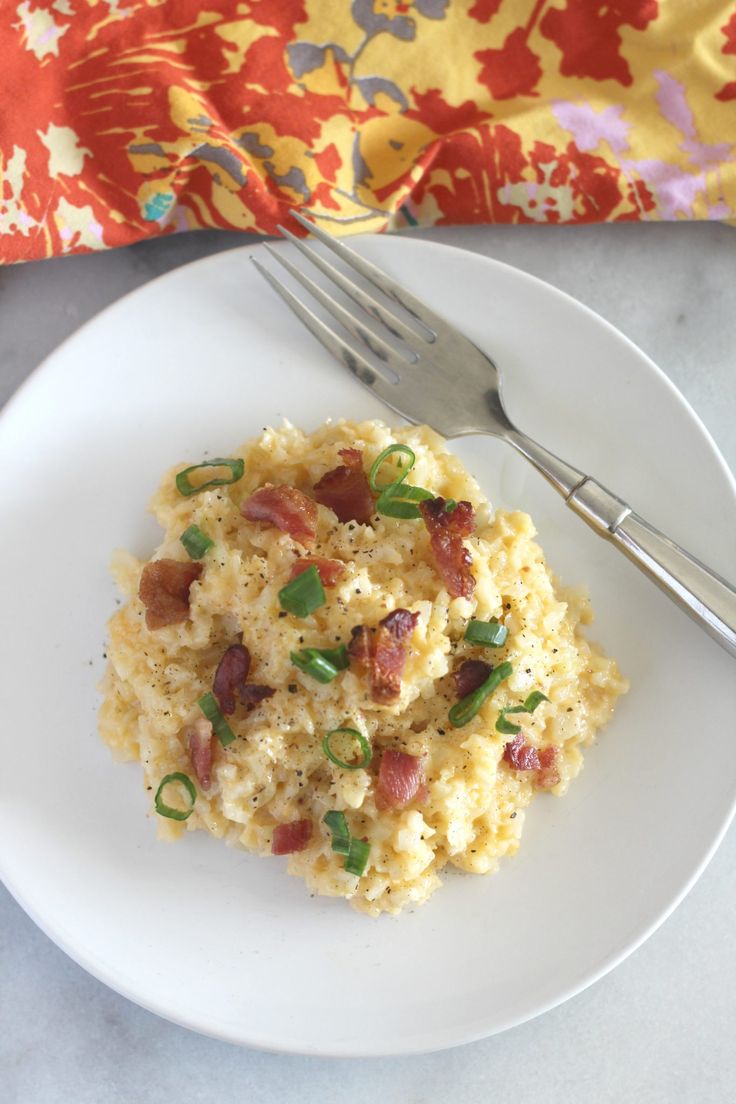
(1, 238), (734, 1057)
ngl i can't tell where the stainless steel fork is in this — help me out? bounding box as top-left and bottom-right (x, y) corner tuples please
(251, 211), (736, 659)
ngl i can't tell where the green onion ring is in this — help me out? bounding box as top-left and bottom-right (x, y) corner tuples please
(369, 444), (416, 491)
(198, 691), (236, 746)
(180, 524), (214, 560)
(495, 690), (549, 735)
(323, 810), (351, 855)
(175, 458), (244, 497)
(278, 564), (326, 618)
(154, 772), (196, 821)
(376, 482), (434, 519)
(291, 649), (340, 684)
(344, 837), (370, 877)
(464, 617), (509, 648)
(322, 727), (372, 770)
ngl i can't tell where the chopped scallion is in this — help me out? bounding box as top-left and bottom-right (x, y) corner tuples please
(449, 660), (514, 728)
(369, 443), (435, 519)
(464, 617), (508, 648)
(494, 709), (525, 735)
(175, 458), (244, 497)
(311, 644), (349, 671)
(198, 691), (236, 746)
(369, 444), (416, 491)
(154, 772), (196, 821)
(495, 690), (549, 735)
(291, 649), (340, 683)
(322, 727), (372, 770)
(376, 482), (434, 519)
(180, 524), (214, 560)
(278, 564), (325, 618)
(323, 810), (351, 855)
(344, 837), (370, 877)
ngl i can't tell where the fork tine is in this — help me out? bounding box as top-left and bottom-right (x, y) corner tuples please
(250, 257), (416, 415)
(276, 223), (422, 347)
(290, 211), (444, 342)
(262, 243), (413, 377)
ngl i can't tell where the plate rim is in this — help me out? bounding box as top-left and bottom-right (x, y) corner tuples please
(1, 233), (735, 1057)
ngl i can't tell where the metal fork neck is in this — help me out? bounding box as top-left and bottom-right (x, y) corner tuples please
(505, 429), (586, 499)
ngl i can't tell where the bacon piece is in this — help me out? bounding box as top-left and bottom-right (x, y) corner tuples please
(536, 746), (560, 790)
(241, 684), (276, 705)
(372, 609), (420, 703)
(313, 448), (375, 525)
(289, 557), (345, 587)
(503, 733), (542, 772)
(375, 750), (425, 810)
(348, 624), (374, 670)
(271, 819), (312, 855)
(419, 498), (476, 599)
(138, 559), (202, 630)
(454, 659), (492, 698)
(183, 718), (217, 790)
(242, 484), (317, 545)
(213, 644), (251, 715)
(349, 611), (418, 702)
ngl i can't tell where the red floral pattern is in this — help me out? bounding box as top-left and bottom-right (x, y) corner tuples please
(1, 0), (733, 264)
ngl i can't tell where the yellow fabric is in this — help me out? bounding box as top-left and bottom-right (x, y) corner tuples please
(1, 1), (735, 262)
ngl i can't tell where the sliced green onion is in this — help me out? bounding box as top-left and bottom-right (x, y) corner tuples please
(495, 690), (549, 735)
(180, 524), (214, 560)
(495, 708), (525, 735)
(449, 660), (514, 728)
(310, 644), (349, 670)
(278, 564), (325, 618)
(369, 444), (416, 491)
(291, 649), (340, 683)
(464, 617), (509, 648)
(154, 772), (196, 821)
(322, 727), (372, 770)
(175, 457), (244, 497)
(344, 837), (370, 877)
(521, 691), (549, 713)
(323, 810), (351, 855)
(376, 482), (434, 519)
(198, 691), (236, 746)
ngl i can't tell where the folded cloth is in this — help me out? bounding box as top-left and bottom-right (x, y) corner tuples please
(1, 1), (734, 263)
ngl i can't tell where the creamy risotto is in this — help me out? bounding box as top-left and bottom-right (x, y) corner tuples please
(99, 420), (627, 916)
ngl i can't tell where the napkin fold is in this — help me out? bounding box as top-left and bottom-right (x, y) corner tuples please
(2, 1), (734, 263)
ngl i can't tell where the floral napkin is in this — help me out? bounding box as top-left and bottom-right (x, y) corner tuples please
(2, 0), (734, 263)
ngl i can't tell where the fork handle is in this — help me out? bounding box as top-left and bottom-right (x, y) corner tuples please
(507, 432), (736, 658)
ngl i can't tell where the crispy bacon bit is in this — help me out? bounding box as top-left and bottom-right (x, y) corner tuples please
(138, 559), (202, 630)
(289, 557), (345, 587)
(503, 733), (541, 772)
(184, 718), (217, 790)
(419, 498), (476, 599)
(241, 684), (276, 705)
(348, 624), (374, 670)
(536, 746), (560, 790)
(454, 659), (492, 698)
(271, 819), (312, 855)
(351, 609), (419, 703)
(242, 484), (317, 545)
(213, 644), (251, 715)
(313, 448), (375, 525)
(376, 750), (425, 810)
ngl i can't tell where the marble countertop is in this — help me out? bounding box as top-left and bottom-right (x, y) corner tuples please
(1, 223), (734, 1104)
